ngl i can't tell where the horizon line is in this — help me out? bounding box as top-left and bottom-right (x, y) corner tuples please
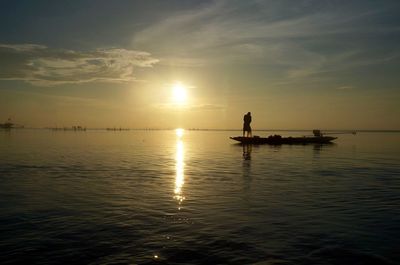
(8, 127), (400, 133)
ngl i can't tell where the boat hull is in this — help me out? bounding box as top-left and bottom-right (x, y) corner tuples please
(230, 136), (337, 145)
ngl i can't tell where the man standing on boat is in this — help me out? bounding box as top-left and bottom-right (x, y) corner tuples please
(243, 112), (252, 137)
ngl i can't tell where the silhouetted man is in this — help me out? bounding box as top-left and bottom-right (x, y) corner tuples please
(243, 112), (252, 137)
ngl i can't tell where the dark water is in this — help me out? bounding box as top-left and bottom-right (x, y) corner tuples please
(0, 129), (399, 265)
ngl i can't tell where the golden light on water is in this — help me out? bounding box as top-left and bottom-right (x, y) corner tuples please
(174, 128), (185, 206)
(175, 128), (184, 138)
(172, 82), (187, 105)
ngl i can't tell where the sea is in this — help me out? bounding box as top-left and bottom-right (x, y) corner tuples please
(0, 129), (399, 265)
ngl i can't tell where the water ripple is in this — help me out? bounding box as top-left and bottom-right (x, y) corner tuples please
(0, 130), (399, 264)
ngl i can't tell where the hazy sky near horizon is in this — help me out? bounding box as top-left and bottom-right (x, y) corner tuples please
(0, 0), (399, 129)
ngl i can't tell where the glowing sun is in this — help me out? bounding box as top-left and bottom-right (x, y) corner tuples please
(172, 82), (187, 104)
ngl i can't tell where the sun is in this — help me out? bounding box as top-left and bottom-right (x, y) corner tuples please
(172, 82), (187, 104)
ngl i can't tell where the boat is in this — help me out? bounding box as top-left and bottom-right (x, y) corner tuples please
(230, 130), (338, 145)
(230, 135), (336, 145)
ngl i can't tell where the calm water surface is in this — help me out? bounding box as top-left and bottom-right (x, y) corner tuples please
(0, 129), (399, 264)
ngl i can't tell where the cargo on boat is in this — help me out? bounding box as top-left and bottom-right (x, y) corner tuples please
(0, 122), (13, 129)
(0, 118), (25, 129)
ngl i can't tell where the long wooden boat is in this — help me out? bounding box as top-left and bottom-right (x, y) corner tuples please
(230, 135), (337, 145)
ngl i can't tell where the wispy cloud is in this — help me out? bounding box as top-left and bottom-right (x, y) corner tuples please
(132, 1), (400, 80)
(188, 104), (225, 111)
(336, 86), (354, 90)
(154, 103), (224, 111)
(0, 44), (159, 86)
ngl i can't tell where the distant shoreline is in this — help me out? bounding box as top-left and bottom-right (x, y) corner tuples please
(3, 128), (400, 133)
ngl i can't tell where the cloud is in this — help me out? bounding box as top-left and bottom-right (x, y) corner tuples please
(0, 44), (159, 86)
(132, 2), (342, 58)
(132, 1), (400, 81)
(336, 86), (353, 90)
(154, 103), (224, 111)
(188, 104), (225, 111)
(0, 44), (47, 52)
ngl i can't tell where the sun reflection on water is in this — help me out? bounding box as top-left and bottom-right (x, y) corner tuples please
(174, 129), (185, 207)
(175, 128), (184, 138)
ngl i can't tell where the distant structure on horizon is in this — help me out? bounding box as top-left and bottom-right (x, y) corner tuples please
(50, 126), (86, 131)
(106, 127), (130, 131)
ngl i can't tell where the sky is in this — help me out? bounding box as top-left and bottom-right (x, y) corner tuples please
(0, 0), (399, 130)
